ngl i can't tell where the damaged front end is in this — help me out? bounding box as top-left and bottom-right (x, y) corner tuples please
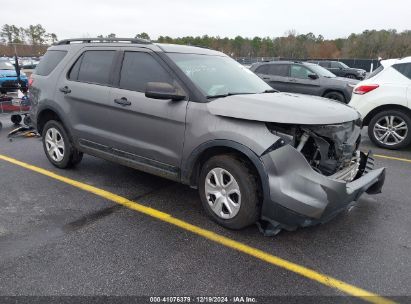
(259, 120), (385, 236)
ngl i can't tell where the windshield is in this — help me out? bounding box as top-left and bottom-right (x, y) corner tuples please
(167, 53), (272, 97)
(305, 63), (337, 78)
(0, 61), (15, 70)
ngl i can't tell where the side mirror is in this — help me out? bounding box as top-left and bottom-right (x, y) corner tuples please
(145, 82), (186, 101)
(308, 73), (318, 80)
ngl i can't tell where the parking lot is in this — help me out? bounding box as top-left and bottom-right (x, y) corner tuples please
(0, 115), (410, 303)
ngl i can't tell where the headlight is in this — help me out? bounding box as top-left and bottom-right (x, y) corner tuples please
(264, 123), (296, 154)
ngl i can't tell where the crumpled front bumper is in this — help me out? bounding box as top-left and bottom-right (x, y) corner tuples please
(259, 145), (385, 235)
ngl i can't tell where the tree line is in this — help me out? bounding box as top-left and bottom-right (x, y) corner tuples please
(102, 30), (411, 59)
(1, 24), (410, 59)
(0, 24), (58, 45)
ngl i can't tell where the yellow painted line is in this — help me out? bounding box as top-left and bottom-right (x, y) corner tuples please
(374, 154), (411, 164)
(0, 154), (396, 304)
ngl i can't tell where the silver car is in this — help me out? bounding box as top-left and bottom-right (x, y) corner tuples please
(30, 38), (385, 235)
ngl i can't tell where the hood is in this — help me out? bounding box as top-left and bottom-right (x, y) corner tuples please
(207, 92), (360, 125)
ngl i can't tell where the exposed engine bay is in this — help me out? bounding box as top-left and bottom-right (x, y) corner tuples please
(266, 119), (363, 181)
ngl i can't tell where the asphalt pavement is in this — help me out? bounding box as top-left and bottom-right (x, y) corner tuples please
(0, 116), (410, 303)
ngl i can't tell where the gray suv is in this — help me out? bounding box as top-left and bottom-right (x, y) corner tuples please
(30, 38), (385, 235)
(250, 61), (358, 103)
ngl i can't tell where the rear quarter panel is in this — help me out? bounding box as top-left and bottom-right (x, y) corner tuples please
(349, 68), (409, 118)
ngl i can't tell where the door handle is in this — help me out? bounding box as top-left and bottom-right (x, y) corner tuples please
(114, 97), (131, 106)
(59, 86), (71, 94)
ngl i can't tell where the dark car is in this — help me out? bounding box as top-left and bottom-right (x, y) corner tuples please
(309, 60), (366, 80)
(250, 61), (359, 103)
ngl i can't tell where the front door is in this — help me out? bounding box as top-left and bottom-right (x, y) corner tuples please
(288, 64), (321, 96)
(109, 49), (188, 174)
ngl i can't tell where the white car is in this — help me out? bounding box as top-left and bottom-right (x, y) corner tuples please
(349, 57), (411, 149)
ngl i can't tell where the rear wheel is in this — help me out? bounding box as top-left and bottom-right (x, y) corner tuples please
(324, 91), (345, 103)
(368, 110), (411, 149)
(42, 120), (83, 168)
(198, 155), (260, 230)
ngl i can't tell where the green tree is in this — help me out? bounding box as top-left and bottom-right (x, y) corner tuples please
(26, 24), (47, 45)
(0, 24), (13, 43)
(135, 32), (150, 40)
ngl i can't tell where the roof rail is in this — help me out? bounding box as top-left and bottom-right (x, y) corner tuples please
(56, 38), (151, 45)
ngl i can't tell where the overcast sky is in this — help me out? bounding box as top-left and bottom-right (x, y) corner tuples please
(1, 0), (410, 40)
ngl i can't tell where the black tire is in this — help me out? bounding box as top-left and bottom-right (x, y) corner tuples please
(368, 109), (411, 150)
(23, 115), (31, 126)
(11, 114), (22, 125)
(42, 120), (83, 168)
(323, 91), (346, 103)
(198, 154), (260, 230)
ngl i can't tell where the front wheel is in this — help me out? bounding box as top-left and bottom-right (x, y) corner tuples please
(368, 110), (411, 149)
(324, 91), (345, 103)
(198, 155), (260, 230)
(42, 120), (83, 168)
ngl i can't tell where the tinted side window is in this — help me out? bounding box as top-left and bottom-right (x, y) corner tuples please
(35, 50), (67, 76)
(267, 64), (289, 77)
(290, 65), (312, 79)
(68, 54), (83, 80)
(255, 65), (269, 74)
(330, 61), (341, 68)
(319, 61), (330, 68)
(393, 63), (411, 80)
(77, 51), (115, 85)
(119, 52), (173, 92)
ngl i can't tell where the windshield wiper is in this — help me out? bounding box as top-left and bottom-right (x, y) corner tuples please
(206, 92), (254, 99)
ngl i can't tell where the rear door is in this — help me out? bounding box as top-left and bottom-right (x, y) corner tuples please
(55, 47), (117, 145)
(109, 49), (188, 174)
(254, 63), (290, 91)
(288, 64), (321, 96)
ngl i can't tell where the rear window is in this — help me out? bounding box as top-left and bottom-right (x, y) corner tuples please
(255, 65), (269, 74)
(267, 64), (289, 77)
(69, 50), (115, 85)
(34, 50), (67, 76)
(368, 65), (384, 79)
(393, 63), (411, 80)
(319, 61), (330, 68)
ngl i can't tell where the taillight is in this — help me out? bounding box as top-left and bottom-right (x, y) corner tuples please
(353, 84), (379, 95)
(28, 76), (34, 88)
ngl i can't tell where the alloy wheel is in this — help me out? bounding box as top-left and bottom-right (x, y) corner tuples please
(373, 115), (408, 146)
